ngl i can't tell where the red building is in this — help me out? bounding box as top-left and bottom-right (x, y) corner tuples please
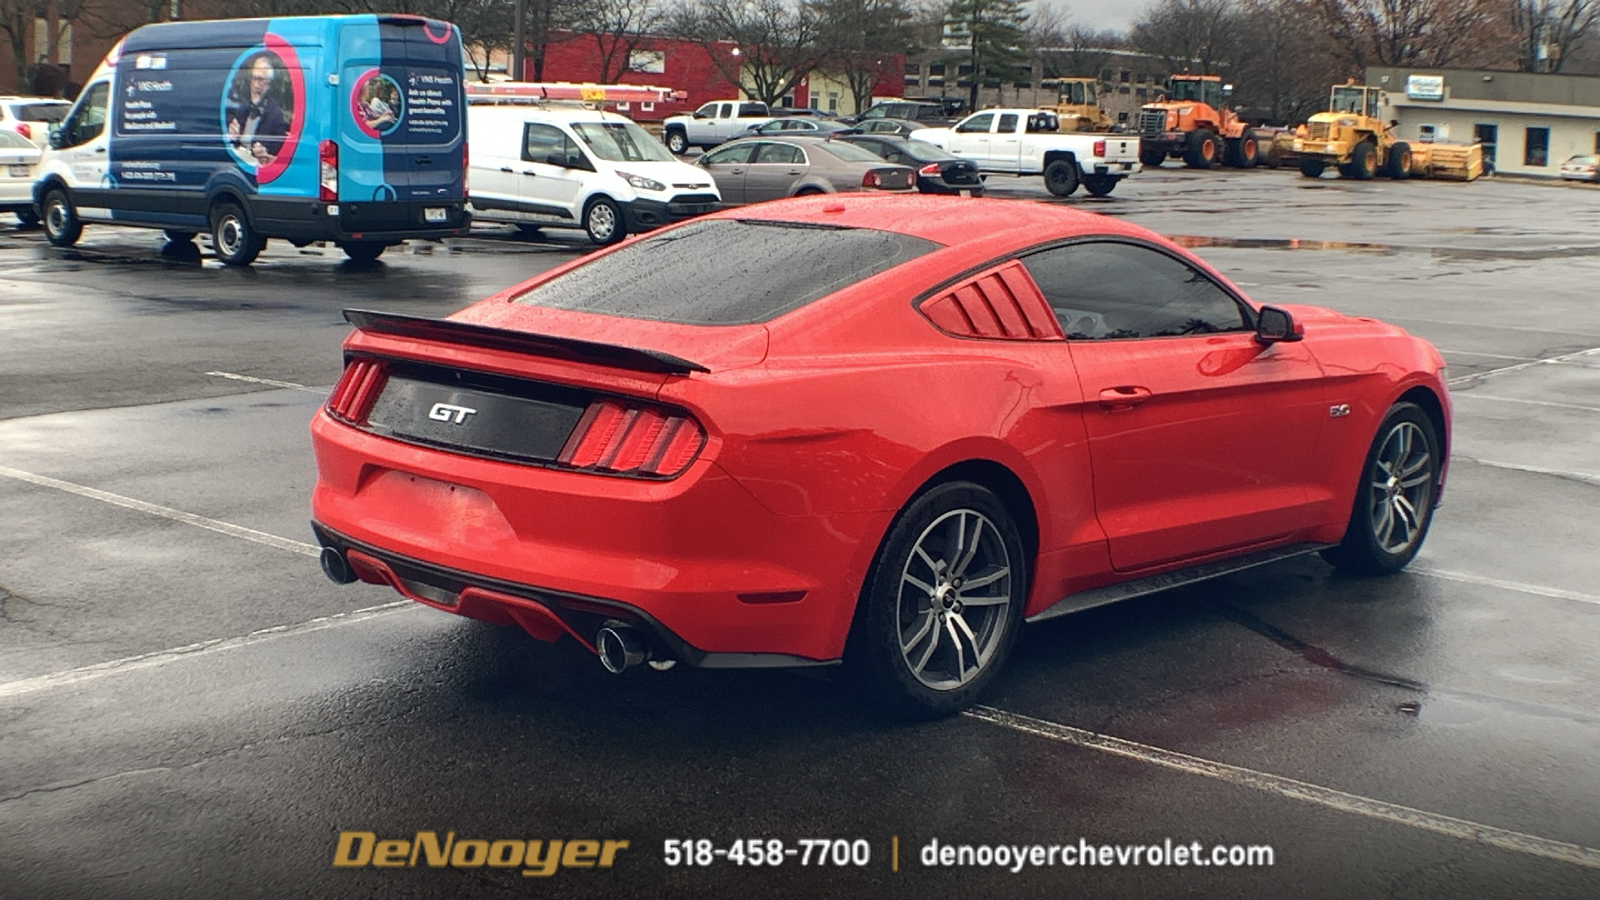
(536, 32), (903, 121)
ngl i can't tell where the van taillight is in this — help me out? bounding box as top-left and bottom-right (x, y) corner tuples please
(462, 141), (469, 195)
(327, 358), (385, 424)
(319, 140), (339, 202)
(1094, 140), (1106, 157)
(556, 400), (706, 478)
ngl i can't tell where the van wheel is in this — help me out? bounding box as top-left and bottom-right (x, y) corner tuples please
(210, 201), (263, 266)
(338, 241), (386, 262)
(665, 129), (689, 155)
(847, 481), (1027, 719)
(42, 188), (82, 247)
(583, 197), (625, 245)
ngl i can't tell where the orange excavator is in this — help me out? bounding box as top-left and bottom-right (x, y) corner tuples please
(1136, 74), (1262, 169)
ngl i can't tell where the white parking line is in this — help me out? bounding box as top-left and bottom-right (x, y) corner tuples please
(1436, 349), (1539, 362)
(1448, 346), (1600, 386)
(964, 705), (1600, 870)
(1413, 567), (1600, 606)
(204, 371), (325, 393)
(1451, 456), (1600, 488)
(0, 602), (413, 700)
(1451, 393), (1600, 414)
(0, 464), (319, 558)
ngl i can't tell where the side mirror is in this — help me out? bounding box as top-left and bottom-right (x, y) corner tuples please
(1255, 305), (1303, 344)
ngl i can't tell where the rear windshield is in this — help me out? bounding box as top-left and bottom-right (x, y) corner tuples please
(16, 102), (69, 122)
(817, 140), (888, 163)
(513, 219), (941, 325)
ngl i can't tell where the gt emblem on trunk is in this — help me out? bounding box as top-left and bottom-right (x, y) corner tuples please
(428, 402), (478, 424)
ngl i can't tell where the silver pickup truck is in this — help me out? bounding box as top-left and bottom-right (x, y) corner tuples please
(916, 109), (1141, 197)
(662, 101), (774, 154)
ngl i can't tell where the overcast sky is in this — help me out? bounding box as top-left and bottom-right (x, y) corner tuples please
(1047, 0), (1149, 33)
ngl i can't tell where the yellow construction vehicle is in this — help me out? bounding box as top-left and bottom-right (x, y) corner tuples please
(1297, 83), (1482, 181)
(1051, 77), (1113, 132)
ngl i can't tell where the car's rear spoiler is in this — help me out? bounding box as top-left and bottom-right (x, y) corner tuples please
(343, 309), (709, 375)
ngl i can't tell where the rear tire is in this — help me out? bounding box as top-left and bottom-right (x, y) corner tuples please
(209, 201), (263, 266)
(1321, 402), (1440, 575)
(665, 129), (689, 155)
(1081, 174), (1117, 197)
(42, 188), (81, 247)
(1184, 129), (1219, 169)
(848, 482), (1027, 720)
(1386, 142), (1412, 179)
(1234, 133), (1259, 168)
(1043, 159), (1080, 197)
(338, 241), (386, 262)
(582, 196), (625, 245)
(1299, 157), (1326, 178)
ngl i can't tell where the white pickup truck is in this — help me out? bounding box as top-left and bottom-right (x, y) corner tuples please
(916, 109), (1141, 197)
(662, 101), (774, 154)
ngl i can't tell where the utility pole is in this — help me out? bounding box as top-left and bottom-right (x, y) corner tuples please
(512, 0), (526, 81)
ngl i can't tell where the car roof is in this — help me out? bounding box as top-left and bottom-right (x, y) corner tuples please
(705, 194), (1159, 253)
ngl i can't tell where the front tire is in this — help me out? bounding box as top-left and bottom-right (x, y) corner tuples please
(1322, 402), (1440, 575)
(209, 201), (263, 266)
(1043, 159), (1080, 197)
(665, 129), (689, 155)
(583, 196), (625, 245)
(42, 188), (82, 247)
(849, 482), (1027, 719)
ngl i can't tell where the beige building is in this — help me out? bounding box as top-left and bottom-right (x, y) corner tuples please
(1368, 66), (1600, 176)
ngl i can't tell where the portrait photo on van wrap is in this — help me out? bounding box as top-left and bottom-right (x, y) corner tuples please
(223, 48), (294, 177)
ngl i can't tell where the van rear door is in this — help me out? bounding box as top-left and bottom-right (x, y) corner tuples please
(337, 17), (464, 230)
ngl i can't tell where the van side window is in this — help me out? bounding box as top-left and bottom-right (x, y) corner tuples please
(524, 123), (565, 164)
(57, 82), (109, 148)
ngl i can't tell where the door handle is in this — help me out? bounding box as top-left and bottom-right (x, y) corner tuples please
(1098, 386), (1153, 410)
(520, 170), (536, 176)
(786, 169), (801, 175)
(94, 147), (107, 153)
(499, 167), (513, 173)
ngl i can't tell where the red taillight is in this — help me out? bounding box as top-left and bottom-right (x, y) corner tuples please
(556, 399), (706, 478)
(327, 358), (385, 423)
(17, 123), (30, 140)
(862, 171), (882, 188)
(462, 141), (469, 195)
(918, 163), (940, 176)
(1093, 139), (1106, 156)
(319, 139), (338, 202)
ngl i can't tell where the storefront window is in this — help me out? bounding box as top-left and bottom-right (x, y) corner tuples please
(1525, 127), (1549, 166)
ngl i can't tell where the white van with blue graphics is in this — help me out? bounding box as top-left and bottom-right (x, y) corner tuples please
(33, 15), (468, 265)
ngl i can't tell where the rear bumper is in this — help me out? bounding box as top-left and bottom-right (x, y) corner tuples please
(309, 410), (874, 664)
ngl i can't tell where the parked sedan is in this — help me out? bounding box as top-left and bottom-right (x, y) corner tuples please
(0, 95), (71, 147)
(855, 119), (934, 138)
(1559, 154), (1600, 183)
(831, 133), (985, 196)
(0, 128), (41, 225)
(310, 194), (1451, 719)
(740, 117), (858, 138)
(696, 136), (916, 203)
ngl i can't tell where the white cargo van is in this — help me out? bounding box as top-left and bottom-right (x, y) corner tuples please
(467, 103), (719, 245)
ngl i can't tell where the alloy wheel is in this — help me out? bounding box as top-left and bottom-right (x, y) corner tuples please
(895, 508), (1014, 691)
(1367, 420), (1434, 554)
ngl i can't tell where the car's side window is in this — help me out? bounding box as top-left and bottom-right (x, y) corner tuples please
(755, 143), (801, 164)
(998, 113), (1018, 133)
(523, 123), (565, 164)
(956, 113), (993, 134)
(695, 103), (717, 117)
(57, 81), (108, 148)
(1021, 242), (1250, 340)
(702, 144), (753, 165)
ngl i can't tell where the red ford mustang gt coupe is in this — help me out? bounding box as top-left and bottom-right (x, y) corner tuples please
(310, 195), (1450, 718)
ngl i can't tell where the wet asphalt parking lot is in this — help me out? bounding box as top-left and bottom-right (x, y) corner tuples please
(1, 168), (1598, 900)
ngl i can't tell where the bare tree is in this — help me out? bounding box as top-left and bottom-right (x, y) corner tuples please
(808, 0), (917, 111)
(1230, 0), (1342, 122)
(1509, 0), (1600, 71)
(670, 0), (822, 106)
(1130, 0), (1242, 76)
(1304, 0), (1514, 72)
(570, 0), (666, 83)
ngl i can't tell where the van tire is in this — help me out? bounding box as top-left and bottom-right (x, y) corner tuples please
(583, 197), (625, 245)
(210, 201), (263, 266)
(665, 129), (689, 155)
(42, 188), (82, 247)
(338, 241), (386, 262)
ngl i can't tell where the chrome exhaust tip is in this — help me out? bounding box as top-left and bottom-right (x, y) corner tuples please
(596, 625), (649, 674)
(319, 546), (357, 585)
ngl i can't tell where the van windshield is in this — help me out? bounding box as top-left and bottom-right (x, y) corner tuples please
(572, 121), (676, 163)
